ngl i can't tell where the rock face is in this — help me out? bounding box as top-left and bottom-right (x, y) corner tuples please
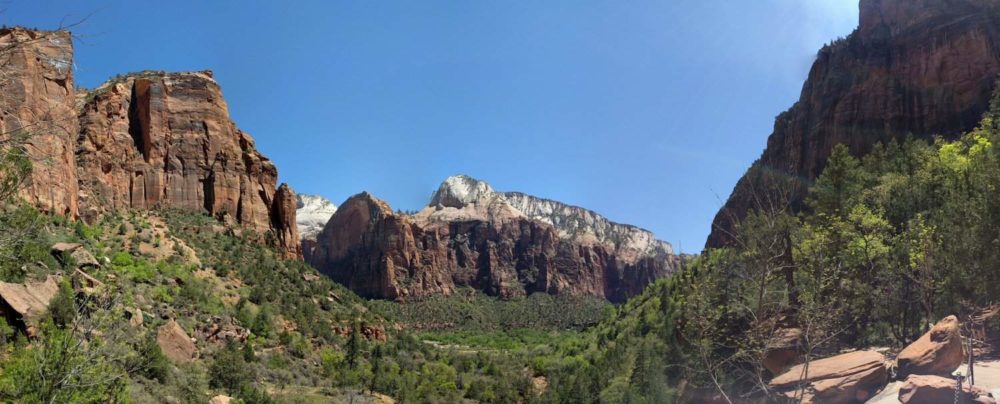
(310, 176), (679, 302)
(0, 28), (300, 258)
(296, 193), (337, 261)
(75, 70), (300, 257)
(769, 350), (889, 403)
(708, 0), (1000, 247)
(271, 184), (301, 259)
(0, 28), (79, 217)
(0, 28), (302, 257)
(898, 374), (996, 404)
(896, 315), (965, 378)
(0, 27), (301, 259)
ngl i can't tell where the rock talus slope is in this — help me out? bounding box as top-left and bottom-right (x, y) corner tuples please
(709, 0), (1000, 247)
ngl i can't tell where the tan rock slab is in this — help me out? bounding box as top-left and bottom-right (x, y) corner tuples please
(770, 350), (888, 403)
(897, 315), (964, 377)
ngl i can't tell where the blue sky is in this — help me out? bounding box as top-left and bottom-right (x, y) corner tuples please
(5, 1), (858, 253)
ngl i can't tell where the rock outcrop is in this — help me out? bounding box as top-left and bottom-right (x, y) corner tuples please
(0, 27), (301, 259)
(769, 350), (889, 403)
(0, 28), (79, 217)
(708, 0), (1000, 247)
(271, 184), (301, 259)
(898, 374), (996, 404)
(896, 315), (965, 378)
(310, 176), (680, 302)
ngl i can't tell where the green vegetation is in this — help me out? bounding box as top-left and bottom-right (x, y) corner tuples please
(370, 288), (610, 331)
(540, 89), (1000, 402)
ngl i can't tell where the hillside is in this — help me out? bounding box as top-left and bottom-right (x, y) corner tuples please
(709, 0), (1000, 247)
(541, 87), (1000, 403)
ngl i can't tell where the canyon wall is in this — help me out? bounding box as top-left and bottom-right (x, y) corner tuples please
(310, 176), (679, 302)
(0, 28), (299, 258)
(708, 0), (1000, 247)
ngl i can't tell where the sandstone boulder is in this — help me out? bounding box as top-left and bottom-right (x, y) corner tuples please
(0, 275), (60, 337)
(208, 395), (233, 404)
(897, 315), (964, 377)
(157, 320), (196, 363)
(898, 374), (996, 404)
(51, 242), (99, 268)
(763, 328), (803, 375)
(125, 307), (143, 327)
(769, 350), (888, 403)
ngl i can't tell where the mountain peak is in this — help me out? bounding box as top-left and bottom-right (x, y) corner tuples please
(429, 175), (498, 208)
(295, 194), (337, 241)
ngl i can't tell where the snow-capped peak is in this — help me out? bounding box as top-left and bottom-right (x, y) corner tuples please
(295, 194), (337, 240)
(420, 175), (674, 260)
(429, 174), (498, 208)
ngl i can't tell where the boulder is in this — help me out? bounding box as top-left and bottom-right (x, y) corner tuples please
(763, 328), (803, 375)
(769, 350), (888, 403)
(51, 243), (99, 268)
(157, 320), (196, 363)
(208, 395), (233, 404)
(897, 315), (964, 377)
(125, 307), (143, 327)
(0, 275), (61, 338)
(898, 374), (996, 404)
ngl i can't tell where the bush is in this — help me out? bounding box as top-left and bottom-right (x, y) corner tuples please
(48, 279), (76, 328)
(209, 340), (256, 394)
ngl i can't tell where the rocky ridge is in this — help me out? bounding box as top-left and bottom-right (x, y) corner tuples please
(708, 0), (1000, 247)
(309, 175), (679, 302)
(0, 28), (300, 258)
(421, 175), (674, 260)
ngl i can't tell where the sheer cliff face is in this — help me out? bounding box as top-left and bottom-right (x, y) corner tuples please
(708, 0), (1000, 247)
(0, 28), (299, 258)
(75, 71), (300, 258)
(0, 28), (79, 217)
(310, 176), (678, 302)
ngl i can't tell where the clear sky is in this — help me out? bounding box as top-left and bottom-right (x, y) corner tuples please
(4, 1), (859, 253)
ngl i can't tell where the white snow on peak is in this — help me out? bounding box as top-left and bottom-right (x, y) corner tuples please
(295, 194), (337, 241)
(429, 175), (498, 208)
(422, 174), (674, 260)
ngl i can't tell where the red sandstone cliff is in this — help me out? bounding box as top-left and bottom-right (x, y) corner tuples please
(0, 28), (79, 217)
(0, 28), (299, 258)
(310, 190), (678, 303)
(708, 0), (1000, 247)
